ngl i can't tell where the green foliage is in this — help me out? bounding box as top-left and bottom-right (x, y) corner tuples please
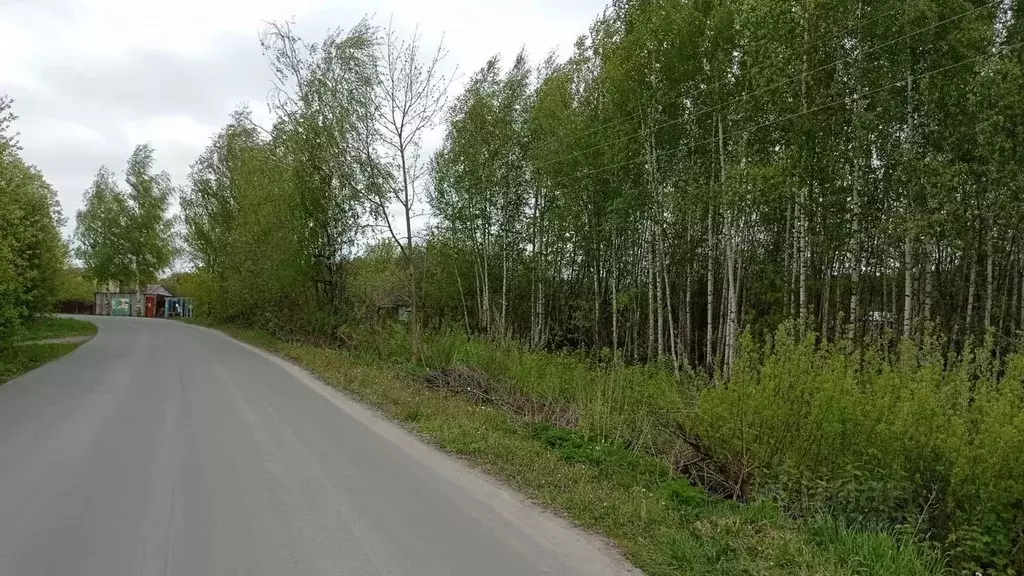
(0, 95), (67, 346)
(74, 145), (175, 289)
(182, 18), (384, 336)
(15, 316), (97, 342)
(0, 342), (81, 384)
(692, 329), (1024, 574)
(210, 321), (946, 576)
(54, 268), (97, 302)
(0, 316), (95, 384)
(177, 3), (1024, 573)
(325, 319), (1021, 573)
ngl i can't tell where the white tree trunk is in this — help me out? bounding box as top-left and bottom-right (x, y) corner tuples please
(848, 180), (860, 340)
(474, 255), (483, 330)
(1019, 260), (1024, 332)
(656, 228), (665, 360)
(821, 258), (832, 341)
(720, 115), (738, 374)
(903, 233), (913, 339)
(501, 247), (508, 337)
(966, 253), (976, 332)
(660, 230), (679, 377)
(706, 205), (715, 370)
(1007, 253), (1018, 334)
(924, 244), (933, 325)
(799, 187), (808, 336)
(611, 238), (618, 362)
(455, 262), (471, 336)
(648, 222), (655, 361)
(786, 201), (793, 318)
(483, 233), (491, 334)
(985, 226), (994, 331)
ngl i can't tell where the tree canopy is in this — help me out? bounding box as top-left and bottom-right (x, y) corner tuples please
(74, 144), (175, 290)
(0, 95), (67, 345)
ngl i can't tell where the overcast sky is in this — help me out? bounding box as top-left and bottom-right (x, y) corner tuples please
(1, 0), (605, 241)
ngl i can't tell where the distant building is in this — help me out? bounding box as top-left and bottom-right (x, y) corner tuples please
(94, 284), (174, 318)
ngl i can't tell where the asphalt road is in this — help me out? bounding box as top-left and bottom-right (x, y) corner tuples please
(0, 316), (633, 576)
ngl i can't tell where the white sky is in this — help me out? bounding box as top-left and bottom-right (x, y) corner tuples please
(0, 0), (606, 244)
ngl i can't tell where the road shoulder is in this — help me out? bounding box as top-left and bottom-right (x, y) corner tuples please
(181, 320), (640, 575)
(1, 317), (97, 384)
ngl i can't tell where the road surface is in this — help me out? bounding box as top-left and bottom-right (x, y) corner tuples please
(0, 316), (633, 576)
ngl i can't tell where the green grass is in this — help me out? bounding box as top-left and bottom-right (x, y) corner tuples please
(0, 342), (83, 384)
(1, 316), (97, 384)
(15, 315), (98, 342)
(198, 321), (945, 576)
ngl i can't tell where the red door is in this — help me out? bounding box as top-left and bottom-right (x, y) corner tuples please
(145, 295), (156, 318)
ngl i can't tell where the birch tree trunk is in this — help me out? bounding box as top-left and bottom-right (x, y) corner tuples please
(474, 255), (482, 330)
(648, 222), (655, 361)
(821, 258), (832, 341)
(798, 20), (809, 337)
(903, 233), (913, 339)
(924, 244), (933, 325)
(482, 228), (491, 334)
(593, 247), (600, 348)
(501, 248), (508, 337)
(720, 116), (738, 374)
(660, 229), (679, 377)
(717, 264), (728, 368)
(612, 238), (618, 362)
(848, 177), (860, 340)
(786, 200), (793, 318)
(1019, 261), (1024, 332)
(1008, 254), (1018, 333)
(985, 225), (994, 331)
(455, 261), (471, 336)
(966, 252), (976, 332)
(998, 250), (1013, 335)
(706, 204), (715, 371)
(656, 228), (665, 360)
(684, 264), (692, 369)
(799, 186), (808, 336)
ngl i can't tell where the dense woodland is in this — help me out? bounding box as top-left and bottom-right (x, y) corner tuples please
(184, 0), (1024, 368)
(173, 0), (1024, 573)
(431, 0), (1024, 374)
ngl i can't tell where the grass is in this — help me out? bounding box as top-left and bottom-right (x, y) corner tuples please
(15, 316), (98, 342)
(198, 321), (945, 576)
(1, 316), (97, 384)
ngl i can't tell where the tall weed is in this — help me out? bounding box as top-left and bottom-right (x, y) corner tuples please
(342, 322), (1023, 573)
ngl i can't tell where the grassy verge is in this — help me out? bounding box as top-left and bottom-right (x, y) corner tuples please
(1, 316), (97, 384)
(16, 316), (98, 342)
(200, 321), (943, 576)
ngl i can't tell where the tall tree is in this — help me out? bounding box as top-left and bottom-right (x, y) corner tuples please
(372, 21), (454, 361)
(75, 145), (174, 295)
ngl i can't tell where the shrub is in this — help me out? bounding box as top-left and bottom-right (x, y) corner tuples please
(690, 327), (1024, 574)
(311, 320), (1024, 572)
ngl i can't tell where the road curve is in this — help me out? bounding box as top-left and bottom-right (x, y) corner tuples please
(0, 316), (633, 576)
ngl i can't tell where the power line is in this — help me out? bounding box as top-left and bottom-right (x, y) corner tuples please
(531, 0), (917, 152)
(546, 40), (1022, 187)
(534, 0), (999, 170)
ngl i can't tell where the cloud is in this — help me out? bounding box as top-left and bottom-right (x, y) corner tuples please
(28, 37), (272, 126)
(0, 0), (607, 241)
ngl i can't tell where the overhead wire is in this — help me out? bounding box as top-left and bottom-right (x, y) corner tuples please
(533, 0), (1000, 170)
(531, 0), (918, 152)
(544, 39), (1023, 187)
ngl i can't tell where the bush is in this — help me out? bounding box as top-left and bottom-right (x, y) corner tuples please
(293, 320), (1023, 573)
(691, 327), (1024, 574)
